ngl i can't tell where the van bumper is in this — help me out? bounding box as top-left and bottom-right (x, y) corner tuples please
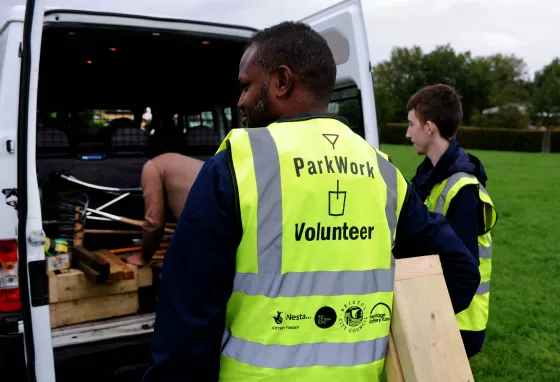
(0, 311), (154, 381)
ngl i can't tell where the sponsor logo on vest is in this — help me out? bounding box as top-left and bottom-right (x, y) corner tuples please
(315, 306), (337, 329)
(273, 311), (283, 325)
(295, 222), (375, 241)
(271, 311), (311, 331)
(293, 156), (375, 179)
(339, 300), (368, 333)
(369, 303), (392, 324)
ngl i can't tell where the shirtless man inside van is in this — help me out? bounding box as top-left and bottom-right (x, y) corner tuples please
(127, 116), (203, 266)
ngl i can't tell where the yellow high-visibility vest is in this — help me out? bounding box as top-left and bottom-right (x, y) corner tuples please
(425, 172), (498, 332)
(215, 116), (408, 381)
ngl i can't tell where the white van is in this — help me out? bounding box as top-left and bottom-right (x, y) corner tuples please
(0, 0), (379, 380)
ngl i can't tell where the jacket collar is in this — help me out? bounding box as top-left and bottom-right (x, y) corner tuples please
(411, 139), (463, 201)
(273, 113), (350, 126)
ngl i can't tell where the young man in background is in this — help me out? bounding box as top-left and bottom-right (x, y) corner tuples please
(405, 84), (498, 358)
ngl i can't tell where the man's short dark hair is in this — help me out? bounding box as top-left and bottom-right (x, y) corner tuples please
(407, 84), (463, 139)
(147, 114), (186, 159)
(247, 21), (336, 106)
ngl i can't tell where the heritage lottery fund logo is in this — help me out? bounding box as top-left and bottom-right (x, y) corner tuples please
(369, 303), (392, 324)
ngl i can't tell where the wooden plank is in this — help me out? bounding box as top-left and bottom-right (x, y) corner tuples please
(76, 260), (107, 283)
(109, 243), (169, 254)
(49, 291), (139, 328)
(117, 216), (175, 234)
(385, 333), (405, 382)
(48, 268), (139, 304)
(73, 246), (110, 277)
(96, 249), (135, 281)
(48, 270), (59, 302)
(101, 249), (135, 280)
(388, 255), (474, 382)
(394, 255), (443, 281)
(73, 206), (85, 248)
(84, 229), (143, 235)
(125, 264), (153, 288)
(152, 249), (167, 261)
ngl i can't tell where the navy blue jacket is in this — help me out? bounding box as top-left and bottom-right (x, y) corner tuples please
(410, 138), (489, 357)
(142, 117), (480, 381)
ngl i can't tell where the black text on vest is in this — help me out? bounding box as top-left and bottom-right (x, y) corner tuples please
(293, 156), (375, 179)
(295, 222), (375, 241)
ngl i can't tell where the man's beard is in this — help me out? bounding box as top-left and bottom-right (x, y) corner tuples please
(244, 80), (273, 128)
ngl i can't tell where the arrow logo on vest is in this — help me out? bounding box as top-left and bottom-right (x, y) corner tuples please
(323, 133), (339, 149)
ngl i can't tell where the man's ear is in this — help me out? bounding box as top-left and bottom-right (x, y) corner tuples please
(425, 121), (437, 136)
(275, 65), (293, 98)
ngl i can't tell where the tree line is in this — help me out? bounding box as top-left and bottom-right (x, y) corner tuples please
(371, 45), (560, 130)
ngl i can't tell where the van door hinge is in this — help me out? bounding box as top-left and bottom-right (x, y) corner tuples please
(2, 188), (18, 210)
(28, 230), (46, 247)
(18, 42), (22, 58)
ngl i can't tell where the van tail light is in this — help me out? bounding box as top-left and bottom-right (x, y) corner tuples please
(0, 239), (21, 312)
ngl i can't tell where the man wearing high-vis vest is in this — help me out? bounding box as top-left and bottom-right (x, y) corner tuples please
(144, 22), (480, 382)
(405, 84), (498, 358)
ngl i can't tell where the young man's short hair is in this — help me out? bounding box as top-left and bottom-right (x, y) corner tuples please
(407, 84), (463, 139)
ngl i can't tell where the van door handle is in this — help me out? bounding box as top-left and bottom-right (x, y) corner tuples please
(6, 139), (15, 154)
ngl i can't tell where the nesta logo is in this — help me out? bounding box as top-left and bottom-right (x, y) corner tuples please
(286, 313), (310, 321)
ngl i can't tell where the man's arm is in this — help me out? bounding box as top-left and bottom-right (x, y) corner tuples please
(140, 161), (166, 263)
(392, 183), (481, 314)
(445, 186), (480, 263)
(143, 151), (239, 382)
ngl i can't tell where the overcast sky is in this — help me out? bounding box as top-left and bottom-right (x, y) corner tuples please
(1, 0), (558, 77)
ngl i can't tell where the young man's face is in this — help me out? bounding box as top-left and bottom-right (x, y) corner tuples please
(406, 109), (431, 155)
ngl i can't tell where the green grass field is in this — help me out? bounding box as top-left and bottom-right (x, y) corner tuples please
(379, 144), (560, 381)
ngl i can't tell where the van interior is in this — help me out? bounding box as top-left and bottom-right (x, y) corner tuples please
(37, 23), (246, 247)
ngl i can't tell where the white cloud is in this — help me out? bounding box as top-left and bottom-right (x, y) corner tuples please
(0, 0), (558, 75)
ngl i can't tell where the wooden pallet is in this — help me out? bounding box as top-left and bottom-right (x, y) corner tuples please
(48, 264), (152, 328)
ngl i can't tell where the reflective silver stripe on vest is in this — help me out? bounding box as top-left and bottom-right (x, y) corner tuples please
(479, 244), (491, 259)
(480, 184), (495, 230)
(222, 330), (389, 368)
(375, 152), (398, 247)
(247, 129), (283, 273)
(477, 281), (490, 295)
(479, 234), (492, 259)
(233, 268), (394, 297)
(434, 172), (476, 213)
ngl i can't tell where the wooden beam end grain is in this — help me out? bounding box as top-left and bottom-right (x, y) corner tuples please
(395, 255), (443, 281)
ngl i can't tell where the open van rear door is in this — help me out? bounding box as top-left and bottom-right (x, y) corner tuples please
(18, 0), (56, 380)
(300, 0), (379, 148)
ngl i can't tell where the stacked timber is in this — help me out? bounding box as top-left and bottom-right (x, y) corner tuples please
(48, 247), (153, 328)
